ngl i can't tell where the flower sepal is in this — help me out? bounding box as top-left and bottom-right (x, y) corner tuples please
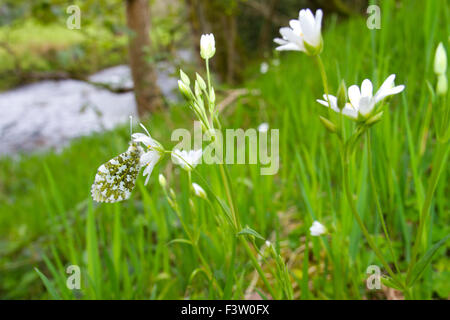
(319, 116), (337, 134)
(303, 36), (323, 56)
(364, 111), (384, 127)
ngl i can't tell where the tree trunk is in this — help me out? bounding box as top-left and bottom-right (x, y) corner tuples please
(126, 0), (163, 117)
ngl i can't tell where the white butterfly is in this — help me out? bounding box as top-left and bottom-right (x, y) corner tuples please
(91, 142), (143, 203)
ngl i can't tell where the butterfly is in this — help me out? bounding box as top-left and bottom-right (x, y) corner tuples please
(91, 142), (143, 203)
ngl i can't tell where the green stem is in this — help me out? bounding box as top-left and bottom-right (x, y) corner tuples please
(240, 237), (277, 299)
(407, 138), (449, 282)
(218, 162), (276, 298)
(314, 55), (332, 118)
(218, 163), (239, 229)
(341, 150), (402, 287)
(367, 132), (401, 273)
(165, 189), (223, 296)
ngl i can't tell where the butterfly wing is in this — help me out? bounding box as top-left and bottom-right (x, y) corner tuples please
(91, 143), (142, 203)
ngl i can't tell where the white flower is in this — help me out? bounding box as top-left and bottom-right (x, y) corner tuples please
(317, 74), (405, 119)
(172, 149), (202, 171)
(258, 122), (269, 133)
(274, 8), (323, 55)
(434, 43), (447, 75)
(260, 62), (269, 74)
(192, 182), (207, 199)
(200, 33), (216, 60)
(132, 123), (164, 185)
(309, 221), (326, 236)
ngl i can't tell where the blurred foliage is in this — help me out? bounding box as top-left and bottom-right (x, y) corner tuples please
(0, 0), (372, 90)
(184, 0), (369, 83)
(0, 0), (185, 91)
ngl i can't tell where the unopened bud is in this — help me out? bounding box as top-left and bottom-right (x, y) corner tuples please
(337, 80), (347, 110)
(178, 80), (193, 100)
(196, 73), (207, 91)
(180, 69), (190, 86)
(158, 174), (167, 188)
(319, 116), (337, 133)
(437, 74), (448, 96)
(434, 43), (447, 75)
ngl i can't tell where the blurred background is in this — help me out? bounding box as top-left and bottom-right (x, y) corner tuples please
(0, 0), (370, 156)
(0, 0), (448, 300)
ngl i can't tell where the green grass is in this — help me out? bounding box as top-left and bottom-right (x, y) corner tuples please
(0, 20), (128, 90)
(0, 0), (449, 299)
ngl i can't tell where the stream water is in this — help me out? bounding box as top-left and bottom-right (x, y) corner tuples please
(0, 61), (182, 157)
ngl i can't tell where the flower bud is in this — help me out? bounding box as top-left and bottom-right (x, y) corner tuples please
(180, 69), (190, 86)
(319, 116), (337, 134)
(434, 42), (447, 75)
(192, 182), (207, 200)
(210, 87), (216, 103)
(437, 74), (448, 96)
(196, 73), (207, 91)
(200, 33), (216, 60)
(169, 188), (176, 200)
(158, 174), (167, 188)
(194, 80), (202, 98)
(178, 80), (193, 100)
(337, 80), (347, 110)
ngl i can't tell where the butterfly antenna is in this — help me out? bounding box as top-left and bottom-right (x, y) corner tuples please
(129, 115), (133, 136)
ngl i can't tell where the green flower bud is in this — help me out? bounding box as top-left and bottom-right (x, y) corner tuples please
(194, 80), (202, 98)
(337, 80), (347, 110)
(210, 87), (216, 103)
(196, 73), (207, 91)
(158, 174), (167, 188)
(178, 80), (193, 100)
(319, 116), (337, 133)
(180, 69), (190, 86)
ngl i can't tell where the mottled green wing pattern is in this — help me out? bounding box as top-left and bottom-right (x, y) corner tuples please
(91, 143), (143, 203)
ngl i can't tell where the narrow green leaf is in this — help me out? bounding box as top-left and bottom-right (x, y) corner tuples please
(167, 238), (193, 246)
(237, 227), (265, 241)
(34, 267), (61, 300)
(408, 234), (450, 286)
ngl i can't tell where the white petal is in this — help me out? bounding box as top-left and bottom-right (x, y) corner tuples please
(374, 85), (405, 104)
(275, 43), (303, 51)
(348, 85), (361, 109)
(361, 79), (373, 98)
(374, 74), (396, 100)
(274, 38), (288, 45)
(314, 9), (323, 34)
(358, 96), (374, 116)
(289, 19), (302, 34)
(342, 104), (358, 119)
(132, 133), (155, 147)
